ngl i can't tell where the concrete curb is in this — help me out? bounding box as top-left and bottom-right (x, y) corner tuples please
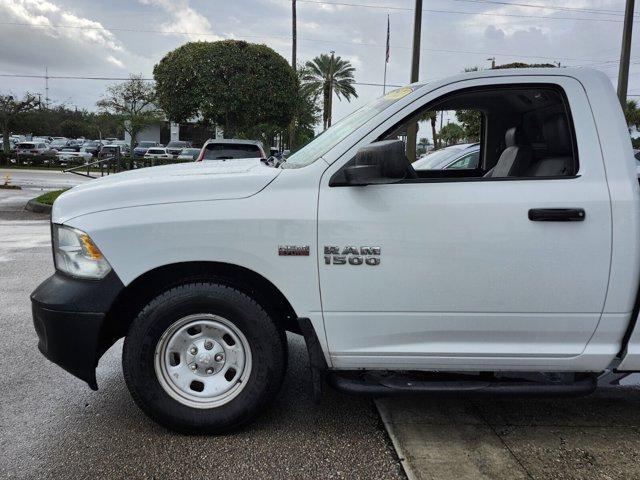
(25, 198), (52, 214)
(375, 399), (418, 480)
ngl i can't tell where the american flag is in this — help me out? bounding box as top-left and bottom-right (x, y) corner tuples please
(385, 14), (390, 64)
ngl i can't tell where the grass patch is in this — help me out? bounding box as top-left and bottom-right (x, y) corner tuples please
(36, 189), (69, 205)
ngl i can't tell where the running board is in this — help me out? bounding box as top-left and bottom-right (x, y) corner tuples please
(328, 372), (597, 397)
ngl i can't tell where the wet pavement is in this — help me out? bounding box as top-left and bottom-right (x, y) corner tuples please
(0, 193), (403, 480)
(377, 386), (640, 479)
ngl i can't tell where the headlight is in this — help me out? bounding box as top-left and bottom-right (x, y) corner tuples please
(52, 224), (112, 279)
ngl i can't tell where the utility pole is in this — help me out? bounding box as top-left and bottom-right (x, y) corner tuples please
(406, 0), (422, 162)
(288, 0), (297, 151)
(327, 50), (335, 129)
(617, 0), (635, 107)
(44, 66), (50, 108)
(487, 57), (496, 69)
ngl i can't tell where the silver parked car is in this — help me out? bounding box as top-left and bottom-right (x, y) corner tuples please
(412, 143), (480, 171)
(177, 148), (201, 162)
(16, 141), (55, 157)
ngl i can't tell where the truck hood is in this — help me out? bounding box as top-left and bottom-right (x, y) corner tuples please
(52, 158), (280, 223)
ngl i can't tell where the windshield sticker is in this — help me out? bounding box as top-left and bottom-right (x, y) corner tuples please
(384, 86), (414, 100)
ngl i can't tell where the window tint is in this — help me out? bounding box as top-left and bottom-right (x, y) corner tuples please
(204, 143), (262, 159)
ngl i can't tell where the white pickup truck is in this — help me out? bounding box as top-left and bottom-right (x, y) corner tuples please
(31, 68), (640, 433)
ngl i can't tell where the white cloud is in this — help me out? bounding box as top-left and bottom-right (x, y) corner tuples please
(138, 0), (221, 41)
(0, 0), (128, 69)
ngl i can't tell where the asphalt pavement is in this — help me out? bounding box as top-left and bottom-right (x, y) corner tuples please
(5, 175), (640, 480)
(1, 168), (90, 190)
(0, 189), (404, 480)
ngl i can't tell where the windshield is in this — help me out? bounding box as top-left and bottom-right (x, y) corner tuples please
(167, 141), (187, 147)
(203, 143), (261, 160)
(138, 142), (156, 147)
(412, 147), (466, 170)
(282, 86), (421, 169)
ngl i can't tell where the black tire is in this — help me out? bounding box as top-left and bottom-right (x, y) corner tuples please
(122, 282), (286, 434)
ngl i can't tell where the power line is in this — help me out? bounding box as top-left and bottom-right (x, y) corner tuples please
(447, 0), (640, 17)
(0, 73), (405, 88)
(0, 21), (622, 65)
(295, 0), (631, 21)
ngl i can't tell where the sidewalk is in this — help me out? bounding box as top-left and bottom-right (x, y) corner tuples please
(377, 387), (640, 480)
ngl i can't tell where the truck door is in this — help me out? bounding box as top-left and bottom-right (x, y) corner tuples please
(317, 76), (612, 370)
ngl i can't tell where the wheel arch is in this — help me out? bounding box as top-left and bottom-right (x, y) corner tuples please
(98, 261), (300, 359)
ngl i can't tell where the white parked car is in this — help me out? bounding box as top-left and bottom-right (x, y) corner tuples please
(56, 148), (93, 165)
(32, 68), (640, 434)
(144, 147), (173, 160)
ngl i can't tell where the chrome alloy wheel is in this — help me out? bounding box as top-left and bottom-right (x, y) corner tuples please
(154, 314), (252, 409)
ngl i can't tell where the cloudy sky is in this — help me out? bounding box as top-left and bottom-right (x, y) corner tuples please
(0, 0), (637, 124)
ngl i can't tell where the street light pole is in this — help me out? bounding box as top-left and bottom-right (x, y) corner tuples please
(406, 0), (422, 162)
(327, 50), (335, 129)
(289, 0), (297, 150)
(617, 0), (635, 107)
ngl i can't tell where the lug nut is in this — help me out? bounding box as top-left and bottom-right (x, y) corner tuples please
(189, 346), (197, 355)
(206, 367), (214, 374)
(204, 340), (213, 350)
(214, 353), (224, 362)
(189, 364), (197, 371)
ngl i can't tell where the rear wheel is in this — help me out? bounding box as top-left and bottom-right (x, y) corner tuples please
(122, 282), (286, 434)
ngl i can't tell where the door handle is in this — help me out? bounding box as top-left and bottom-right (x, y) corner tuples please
(528, 208), (585, 222)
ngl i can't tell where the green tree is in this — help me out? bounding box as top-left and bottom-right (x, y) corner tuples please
(420, 110), (439, 149)
(624, 99), (640, 128)
(300, 53), (357, 130)
(153, 40), (298, 139)
(97, 75), (163, 168)
(438, 122), (465, 146)
(0, 93), (39, 156)
(455, 110), (482, 141)
(59, 119), (90, 138)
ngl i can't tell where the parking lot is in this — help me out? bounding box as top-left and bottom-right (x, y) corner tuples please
(0, 189), (403, 479)
(3, 179), (640, 480)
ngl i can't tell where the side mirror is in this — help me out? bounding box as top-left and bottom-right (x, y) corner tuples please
(344, 140), (409, 186)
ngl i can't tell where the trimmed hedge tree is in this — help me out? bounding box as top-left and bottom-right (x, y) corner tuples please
(153, 40), (298, 138)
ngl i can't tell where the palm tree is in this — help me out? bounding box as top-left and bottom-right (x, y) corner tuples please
(300, 53), (358, 130)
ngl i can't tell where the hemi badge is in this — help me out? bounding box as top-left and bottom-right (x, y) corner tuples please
(278, 245), (310, 256)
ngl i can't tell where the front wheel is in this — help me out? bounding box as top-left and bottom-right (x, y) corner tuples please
(122, 282), (286, 434)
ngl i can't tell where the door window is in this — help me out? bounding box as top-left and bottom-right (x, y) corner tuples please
(380, 85), (578, 180)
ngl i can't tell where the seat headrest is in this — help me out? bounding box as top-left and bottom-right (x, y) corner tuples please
(543, 114), (572, 156)
(505, 126), (528, 147)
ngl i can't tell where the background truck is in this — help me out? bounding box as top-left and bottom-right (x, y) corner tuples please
(31, 68), (640, 433)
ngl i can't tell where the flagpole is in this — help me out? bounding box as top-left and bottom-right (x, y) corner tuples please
(383, 58), (388, 95)
(383, 14), (389, 94)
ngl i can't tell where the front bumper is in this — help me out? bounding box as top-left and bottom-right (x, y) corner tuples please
(31, 270), (124, 390)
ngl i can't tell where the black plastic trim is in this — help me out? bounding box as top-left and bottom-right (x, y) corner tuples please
(297, 318), (328, 402)
(31, 270), (124, 389)
(328, 372), (597, 397)
(615, 274), (640, 363)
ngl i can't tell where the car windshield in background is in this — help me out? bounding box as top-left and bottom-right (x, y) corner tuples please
(147, 149), (165, 154)
(203, 144), (262, 159)
(18, 143), (35, 149)
(283, 85), (423, 169)
(413, 146), (466, 170)
(181, 148), (200, 155)
(138, 142), (156, 148)
(167, 141), (187, 148)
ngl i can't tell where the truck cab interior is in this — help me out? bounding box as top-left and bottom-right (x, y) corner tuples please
(383, 85), (579, 181)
